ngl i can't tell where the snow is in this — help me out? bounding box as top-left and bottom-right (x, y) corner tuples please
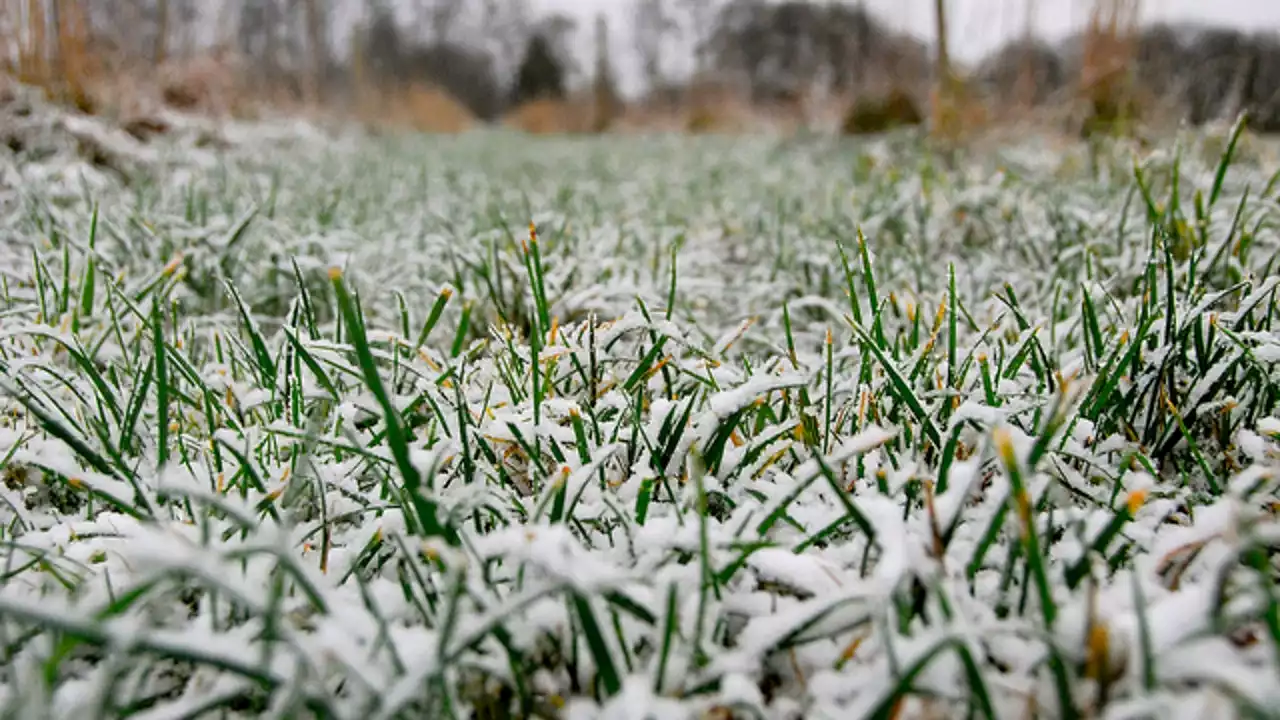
(746, 547), (845, 597)
(706, 371), (811, 418)
(1, 93), (1278, 717)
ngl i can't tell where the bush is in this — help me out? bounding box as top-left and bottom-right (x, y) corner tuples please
(841, 89), (922, 135)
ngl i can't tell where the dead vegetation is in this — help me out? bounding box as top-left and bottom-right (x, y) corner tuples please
(359, 84), (475, 135)
(503, 98), (585, 136)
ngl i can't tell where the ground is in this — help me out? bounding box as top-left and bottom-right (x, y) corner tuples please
(0, 99), (1278, 719)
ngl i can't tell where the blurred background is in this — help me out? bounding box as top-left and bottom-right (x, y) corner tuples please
(2, 0), (1279, 139)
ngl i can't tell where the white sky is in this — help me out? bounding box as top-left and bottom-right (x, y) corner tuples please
(532, 0), (1280, 95)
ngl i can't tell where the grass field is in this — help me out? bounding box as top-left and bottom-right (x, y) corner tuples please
(1, 118), (1278, 719)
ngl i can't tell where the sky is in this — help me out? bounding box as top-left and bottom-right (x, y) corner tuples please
(531, 0), (1280, 95)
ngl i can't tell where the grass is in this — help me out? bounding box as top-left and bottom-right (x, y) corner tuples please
(0, 110), (1278, 720)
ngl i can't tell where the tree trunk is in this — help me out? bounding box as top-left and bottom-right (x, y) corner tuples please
(47, 0), (62, 81)
(154, 0), (169, 66)
(931, 0), (960, 157)
(303, 0), (323, 103)
(933, 0), (949, 88)
(1019, 0), (1036, 109)
(24, 0), (48, 81)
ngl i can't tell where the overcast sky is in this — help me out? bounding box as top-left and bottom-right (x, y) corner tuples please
(530, 0), (1280, 95)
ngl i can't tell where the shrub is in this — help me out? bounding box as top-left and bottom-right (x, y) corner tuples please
(841, 89), (923, 135)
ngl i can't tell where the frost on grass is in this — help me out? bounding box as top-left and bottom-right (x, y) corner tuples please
(1, 117), (1279, 719)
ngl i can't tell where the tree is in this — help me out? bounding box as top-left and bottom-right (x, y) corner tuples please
(680, 0), (720, 74)
(153, 0), (169, 64)
(633, 0), (677, 92)
(478, 0), (532, 91)
(706, 1), (927, 103)
(975, 39), (1066, 108)
(406, 42), (502, 119)
(428, 0), (464, 45)
(77, 0), (197, 69)
(237, 0), (284, 79)
(933, 0), (950, 88)
(301, 0), (328, 101)
(1184, 28), (1273, 128)
(1133, 24), (1184, 100)
(1242, 33), (1280, 132)
(593, 13), (622, 130)
(511, 31), (565, 106)
(538, 14), (579, 85)
(362, 3), (405, 86)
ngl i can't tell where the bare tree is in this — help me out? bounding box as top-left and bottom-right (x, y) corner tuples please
(48, 0), (63, 79)
(429, 0), (464, 45)
(237, 0), (310, 95)
(362, 2), (404, 86)
(593, 12), (621, 129)
(301, 0), (326, 101)
(933, 0), (950, 87)
(539, 13), (579, 85)
(706, 1), (927, 104)
(680, 0), (719, 74)
(71, 0), (196, 69)
(479, 0), (531, 91)
(153, 0), (168, 64)
(633, 0), (677, 94)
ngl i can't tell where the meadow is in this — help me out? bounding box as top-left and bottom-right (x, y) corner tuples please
(1, 115), (1278, 719)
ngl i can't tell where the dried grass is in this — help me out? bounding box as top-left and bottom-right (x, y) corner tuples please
(1079, 0), (1140, 95)
(1077, 0), (1146, 136)
(929, 79), (991, 147)
(157, 53), (244, 117)
(683, 81), (756, 134)
(504, 97), (603, 135)
(6, 0), (99, 113)
(684, 104), (750, 134)
(363, 84), (476, 135)
(2, 1), (242, 120)
(611, 106), (687, 134)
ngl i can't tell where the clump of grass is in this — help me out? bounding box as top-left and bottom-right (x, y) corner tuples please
(0, 108), (1277, 719)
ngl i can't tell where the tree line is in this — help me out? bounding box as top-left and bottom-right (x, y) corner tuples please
(3, 0), (1279, 133)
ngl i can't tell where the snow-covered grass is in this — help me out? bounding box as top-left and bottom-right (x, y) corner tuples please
(1, 118), (1278, 720)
